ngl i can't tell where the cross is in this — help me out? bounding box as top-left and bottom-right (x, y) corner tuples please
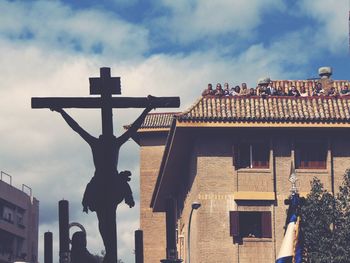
(32, 67), (180, 263)
(32, 67), (180, 135)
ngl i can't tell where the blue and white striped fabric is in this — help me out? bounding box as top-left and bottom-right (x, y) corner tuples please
(276, 194), (302, 263)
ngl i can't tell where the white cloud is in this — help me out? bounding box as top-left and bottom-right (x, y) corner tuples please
(153, 0), (286, 43)
(297, 0), (348, 53)
(117, 31), (322, 106)
(0, 0), (149, 59)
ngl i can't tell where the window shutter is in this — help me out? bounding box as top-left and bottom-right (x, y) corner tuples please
(295, 141), (327, 169)
(252, 142), (269, 168)
(240, 143), (251, 168)
(229, 211), (240, 236)
(261, 211), (272, 238)
(232, 144), (240, 170)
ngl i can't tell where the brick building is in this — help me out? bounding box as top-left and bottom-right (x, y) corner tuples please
(0, 174), (39, 263)
(134, 76), (350, 263)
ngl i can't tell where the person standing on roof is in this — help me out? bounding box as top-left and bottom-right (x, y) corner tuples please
(202, 83), (215, 96)
(288, 86), (301, 97)
(214, 83), (224, 97)
(223, 83), (230, 96)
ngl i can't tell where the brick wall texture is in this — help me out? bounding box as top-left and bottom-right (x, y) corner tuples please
(139, 135), (167, 263)
(139, 128), (350, 263)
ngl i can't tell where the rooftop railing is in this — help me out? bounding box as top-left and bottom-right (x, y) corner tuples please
(0, 171), (33, 198)
(0, 171), (12, 185)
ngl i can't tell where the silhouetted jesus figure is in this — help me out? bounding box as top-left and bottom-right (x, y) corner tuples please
(52, 103), (153, 263)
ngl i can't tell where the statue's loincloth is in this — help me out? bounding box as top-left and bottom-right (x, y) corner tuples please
(82, 171), (134, 212)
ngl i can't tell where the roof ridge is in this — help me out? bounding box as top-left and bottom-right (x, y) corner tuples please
(147, 112), (180, 115)
(177, 96), (204, 117)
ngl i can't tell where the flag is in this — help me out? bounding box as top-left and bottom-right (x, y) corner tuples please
(276, 193), (302, 263)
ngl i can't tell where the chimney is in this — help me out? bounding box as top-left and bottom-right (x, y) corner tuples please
(318, 66), (332, 79)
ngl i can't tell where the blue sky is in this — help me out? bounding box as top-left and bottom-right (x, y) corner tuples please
(0, 0), (349, 262)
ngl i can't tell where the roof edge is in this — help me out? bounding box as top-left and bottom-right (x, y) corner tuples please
(150, 117), (177, 208)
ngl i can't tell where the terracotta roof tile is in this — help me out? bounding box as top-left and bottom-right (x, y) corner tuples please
(135, 112), (177, 129)
(177, 96), (350, 124)
(136, 80), (350, 129)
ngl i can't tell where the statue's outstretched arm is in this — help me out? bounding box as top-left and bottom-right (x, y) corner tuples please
(51, 108), (95, 145)
(118, 96), (154, 144)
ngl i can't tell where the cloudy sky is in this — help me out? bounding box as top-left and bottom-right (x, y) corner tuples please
(0, 0), (349, 262)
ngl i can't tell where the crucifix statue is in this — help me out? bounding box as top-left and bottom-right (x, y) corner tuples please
(32, 67), (180, 263)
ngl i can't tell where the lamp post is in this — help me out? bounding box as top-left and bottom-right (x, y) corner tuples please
(187, 202), (201, 263)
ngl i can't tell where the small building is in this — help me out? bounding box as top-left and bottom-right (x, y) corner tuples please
(134, 74), (350, 262)
(0, 173), (39, 263)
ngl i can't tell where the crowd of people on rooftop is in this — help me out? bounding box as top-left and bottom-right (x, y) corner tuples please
(202, 81), (350, 98)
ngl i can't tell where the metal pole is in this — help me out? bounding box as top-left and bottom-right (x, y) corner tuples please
(44, 231), (53, 263)
(187, 203), (200, 263)
(59, 200), (70, 263)
(187, 208), (194, 263)
(135, 230), (144, 263)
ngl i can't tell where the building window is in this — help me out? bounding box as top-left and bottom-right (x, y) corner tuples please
(17, 213), (25, 228)
(0, 229), (15, 256)
(229, 211), (272, 239)
(295, 141), (327, 169)
(233, 142), (270, 169)
(2, 206), (14, 223)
